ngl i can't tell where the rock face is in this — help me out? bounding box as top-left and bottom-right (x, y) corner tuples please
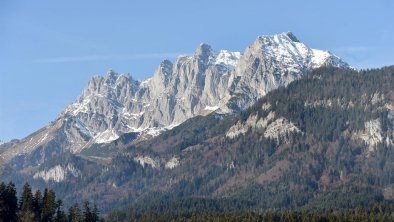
(33, 163), (81, 183)
(0, 32), (349, 165)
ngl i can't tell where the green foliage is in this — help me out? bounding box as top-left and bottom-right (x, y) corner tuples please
(0, 182), (18, 222)
(32, 189), (43, 222)
(68, 204), (82, 222)
(107, 199), (394, 222)
(0, 182), (101, 222)
(19, 182), (34, 221)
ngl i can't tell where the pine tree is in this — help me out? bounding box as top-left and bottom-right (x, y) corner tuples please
(55, 199), (67, 222)
(0, 182), (6, 220)
(1, 182), (18, 222)
(42, 189), (56, 222)
(19, 183), (34, 221)
(0, 182), (6, 219)
(68, 204), (82, 222)
(0, 182), (18, 222)
(82, 201), (99, 222)
(83, 201), (92, 222)
(92, 204), (100, 222)
(32, 189), (43, 222)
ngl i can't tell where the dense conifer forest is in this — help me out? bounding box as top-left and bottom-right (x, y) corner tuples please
(106, 198), (394, 221)
(0, 181), (101, 222)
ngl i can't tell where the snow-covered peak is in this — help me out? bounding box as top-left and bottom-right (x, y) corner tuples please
(253, 32), (349, 71)
(6, 32), (351, 164)
(310, 49), (349, 69)
(282, 32), (300, 42)
(215, 50), (242, 69)
(0, 140), (5, 146)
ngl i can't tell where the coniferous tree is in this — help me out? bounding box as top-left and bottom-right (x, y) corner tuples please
(68, 204), (82, 222)
(32, 189), (43, 222)
(0, 182), (6, 219)
(1, 182), (18, 222)
(19, 183), (34, 221)
(82, 201), (99, 222)
(1, 181), (101, 222)
(92, 204), (100, 222)
(83, 201), (92, 222)
(42, 189), (56, 222)
(55, 199), (67, 222)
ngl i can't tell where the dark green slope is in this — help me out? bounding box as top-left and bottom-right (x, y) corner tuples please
(4, 66), (394, 213)
(115, 66), (394, 210)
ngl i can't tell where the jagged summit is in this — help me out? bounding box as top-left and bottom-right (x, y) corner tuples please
(257, 32), (299, 42)
(194, 43), (214, 56)
(253, 32), (349, 70)
(1, 32), (350, 164)
(106, 68), (116, 76)
(283, 31), (300, 42)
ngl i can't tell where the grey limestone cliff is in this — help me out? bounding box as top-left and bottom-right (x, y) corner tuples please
(0, 32), (349, 165)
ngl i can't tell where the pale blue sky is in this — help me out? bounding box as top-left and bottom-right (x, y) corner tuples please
(1, 0), (393, 141)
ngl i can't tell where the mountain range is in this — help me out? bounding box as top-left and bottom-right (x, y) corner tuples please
(2, 32), (393, 214)
(0, 32), (348, 167)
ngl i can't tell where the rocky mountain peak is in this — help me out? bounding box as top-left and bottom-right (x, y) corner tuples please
(0, 32), (351, 165)
(194, 43), (215, 62)
(283, 31), (300, 42)
(159, 60), (173, 75)
(103, 69), (118, 83)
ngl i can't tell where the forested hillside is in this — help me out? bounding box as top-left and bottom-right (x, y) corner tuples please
(114, 66), (394, 211)
(2, 66), (394, 215)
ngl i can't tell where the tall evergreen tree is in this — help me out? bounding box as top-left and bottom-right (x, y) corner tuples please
(92, 204), (100, 222)
(19, 183), (34, 221)
(82, 201), (99, 222)
(68, 204), (82, 222)
(83, 201), (92, 222)
(0, 182), (18, 222)
(32, 189), (43, 222)
(42, 189), (56, 222)
(0, 182), (6, 219)
(55, 199), (67, 222)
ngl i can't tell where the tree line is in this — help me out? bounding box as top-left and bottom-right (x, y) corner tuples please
(107, 197), (394, 222)
(0, 181), (101, 222)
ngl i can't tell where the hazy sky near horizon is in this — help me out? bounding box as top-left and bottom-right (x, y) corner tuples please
(1, 0), (393, 141)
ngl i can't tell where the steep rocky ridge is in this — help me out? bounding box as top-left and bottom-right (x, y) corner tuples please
(0, 32), (349, 167)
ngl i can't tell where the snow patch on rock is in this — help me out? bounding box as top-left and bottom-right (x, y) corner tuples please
(94, 129), (119, 144)
(214, 50), (241, 69)
(204, 106), (219, 111)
